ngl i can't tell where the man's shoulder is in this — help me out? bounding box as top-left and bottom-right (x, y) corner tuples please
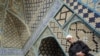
(76, 40), (83, 43)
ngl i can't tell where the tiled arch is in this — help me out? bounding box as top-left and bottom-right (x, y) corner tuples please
(54, 4), (100, 55)
(38, 37), (65, 56)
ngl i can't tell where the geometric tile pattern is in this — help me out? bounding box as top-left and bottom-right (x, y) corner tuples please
(2, 13), (22, 48)
(48, 20), (68, 53)
(0, 4), (5, 47)
(48, 19), (100, 55)
(39, 37), (65, 56)
(79, 0), (100, 12)
(1, 12), (30, 48)
(0, 0), (100, 56)
(68, 22), (100, 54)
(86, 0), (95, 9)
(81, 0), (95, 9)
(24, 0), (54, 33)
(0, 0), (6, 4)
(0, 5), (5, 26)
(8, 0), (23, 16)
(96, 2), (100, 12)
(64, 0), (100, 31)
(25, 48), (34, 56)
(55, 6), (73, 26)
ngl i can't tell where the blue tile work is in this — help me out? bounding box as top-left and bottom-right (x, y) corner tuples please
(89, 17), (95, 23)
(96, 23), (100, 28)
(66, 0), (100, 28)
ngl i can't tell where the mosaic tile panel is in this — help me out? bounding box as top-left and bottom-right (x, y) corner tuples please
(24, 0), (54, 33)
(0, 5), (5, 26)
(25, 48), (34, 56)
(39, 37), (65, 56)
(48, 20), (68, 53)
(68, 22), (100, 54)
(86, 0), (94, 9)
(0, 1), (7, 47)
(81, 0), (87, 4)
(80, 0), (99, 9)
(1, 12), (29, 48)
(8, 0), (23, 16)
(48, 19), (100, 55)
(64, 0), (99, 11)
(64, 0), (100, 32)
(2, 13), (22, 48)
(55, 6), (73, 26)
(96, 1), (100, 12)
(0, 0), (5, 4)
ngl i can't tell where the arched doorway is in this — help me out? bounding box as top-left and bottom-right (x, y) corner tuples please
(39, 37), (65, 56)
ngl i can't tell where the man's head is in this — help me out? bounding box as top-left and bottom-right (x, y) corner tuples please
(66, 34), (74, 43)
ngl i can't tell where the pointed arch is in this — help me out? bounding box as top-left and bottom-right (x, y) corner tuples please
(38, 37), (65, 56)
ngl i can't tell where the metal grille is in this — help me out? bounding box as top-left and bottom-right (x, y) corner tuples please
(39, 37), (65, 56)
(55, 6), (73, 26)
(23, 0), (54, 33)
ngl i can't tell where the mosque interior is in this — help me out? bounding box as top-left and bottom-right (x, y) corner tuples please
(0, 0), (100, 56)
